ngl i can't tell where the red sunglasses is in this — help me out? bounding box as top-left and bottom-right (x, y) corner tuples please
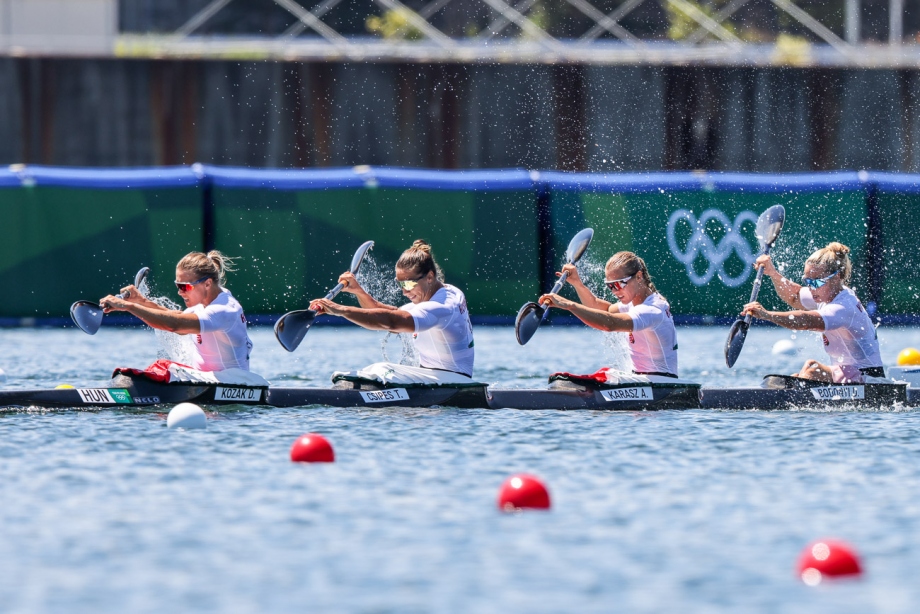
(605, 275), (634, 292)
(175, 276), (210, 292)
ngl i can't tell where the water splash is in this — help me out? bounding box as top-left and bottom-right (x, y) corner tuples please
(149, 295), (198, 365)
(353, 253), (417, 364)
(577, 256), (633, 371)
(131, 281), (197, 365)
(381, 332), (420, 366)
(356, 253), (405, 306)
(136, 276), (150, 299)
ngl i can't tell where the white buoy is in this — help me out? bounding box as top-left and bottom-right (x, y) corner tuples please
(167, 403), (207, 430)
(772, 339), (797, 356)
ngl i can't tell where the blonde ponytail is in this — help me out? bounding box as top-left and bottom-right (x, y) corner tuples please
(177, 250), (237, 286)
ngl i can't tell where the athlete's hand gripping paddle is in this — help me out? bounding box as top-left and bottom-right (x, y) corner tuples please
(70, 267), (151, 335)
(515, 228), (594, 345)
(724, 205), (786, 368)
(274, 240), (375, 352)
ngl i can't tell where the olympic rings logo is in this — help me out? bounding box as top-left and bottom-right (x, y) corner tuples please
(666, 209), (759, 288)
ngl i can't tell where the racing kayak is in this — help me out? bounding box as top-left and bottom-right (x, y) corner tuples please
(0, 374), (700, 411)
(701, 375), (909, 410)
(0, 373), (910, 411)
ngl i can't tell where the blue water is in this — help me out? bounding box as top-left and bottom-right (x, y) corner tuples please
(2, 325), (920, 613)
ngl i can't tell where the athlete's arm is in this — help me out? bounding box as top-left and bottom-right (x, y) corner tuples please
(337, 272), (398, 311)
(309, 298), (415, 332)
(116, 285), (172, 312)
(559, 264), (613, 311)
(755, 255), (803, 309)
(100, 295), (202, 334)
(539, 293), (633, 332)
(742, 301), (824, 331)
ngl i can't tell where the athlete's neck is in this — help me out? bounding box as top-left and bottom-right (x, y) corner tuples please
(422, 281), (444, 302)
(630, 285), (654, 306)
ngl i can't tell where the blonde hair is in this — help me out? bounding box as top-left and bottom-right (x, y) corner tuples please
(177, 250), (236, 287)
(607, 251), (657, 293)
(395, 239), (444, 282)
(805, 242), (851, 284)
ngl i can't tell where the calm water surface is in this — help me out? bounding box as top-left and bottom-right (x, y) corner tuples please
(2, 324), (920, 613)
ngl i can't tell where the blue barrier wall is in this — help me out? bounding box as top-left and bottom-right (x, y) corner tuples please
(0, 165), (916, 323)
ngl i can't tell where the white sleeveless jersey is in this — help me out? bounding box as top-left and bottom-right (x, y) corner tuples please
(800, 287), (881, 369)
(400, 284), (475, 377)
(184, 290), (253, 371)
(615, 293), (679, 376)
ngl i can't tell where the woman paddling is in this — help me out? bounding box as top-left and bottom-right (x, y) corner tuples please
(539, 251), (679, 379)
(741, 242), (882, 383)
(309, 240), (475, 384)
(100, 251), (253, 372)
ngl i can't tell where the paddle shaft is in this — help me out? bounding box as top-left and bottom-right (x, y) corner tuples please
(95, 267), (149, 309)
(324, 282), (345, 302)
(100, 289), (133, 309)
(741, 243), (774, 325)
(539, 270), (570, 323)
(318, 239), (374, 306)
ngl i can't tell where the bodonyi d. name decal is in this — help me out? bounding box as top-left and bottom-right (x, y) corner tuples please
(600, 387), (654, 402)
(359, 388), (410, 403)
(810, 386), (865, 401)
(215, 387), (262, 402)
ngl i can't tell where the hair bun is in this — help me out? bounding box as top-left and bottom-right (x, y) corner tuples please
(829, 242), (850, 257)
(397, 240), (442, 282)
(411, 239), (431, 253)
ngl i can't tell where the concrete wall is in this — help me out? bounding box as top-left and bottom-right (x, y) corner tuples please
(0, 0), (116, 54)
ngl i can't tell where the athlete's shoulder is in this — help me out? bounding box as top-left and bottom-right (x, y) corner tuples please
(648, 292), (670, 308)
(437, 284), (469, 308)
(841, 286), (860, 300)
(205, 290), (243, 314)
(442, 284), (465, 299)
(635, 293), (667, 312)
(831, 287), (861, 308)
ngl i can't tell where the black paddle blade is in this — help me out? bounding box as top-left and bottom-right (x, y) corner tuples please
(515, 302), (544, 346)
(274, 309), (317, 352)
(70, 301), (105, 335)
(724, 318), (750, 368)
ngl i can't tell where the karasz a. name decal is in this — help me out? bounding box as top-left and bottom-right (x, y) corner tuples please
(600, 387), (654, 402)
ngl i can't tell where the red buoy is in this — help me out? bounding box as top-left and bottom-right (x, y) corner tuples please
(497, 474), (551, 511)
(796, 539), (862, 585)
(290, 433), (335, 463)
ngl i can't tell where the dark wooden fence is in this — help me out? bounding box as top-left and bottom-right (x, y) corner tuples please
(1, 57), (918, 172)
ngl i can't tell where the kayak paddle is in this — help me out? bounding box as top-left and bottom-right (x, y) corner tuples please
(70, 267), (151, 335)
(515, 227), (594, 345)
(274, 240), (375, 352)
(724, 204), (786, 368)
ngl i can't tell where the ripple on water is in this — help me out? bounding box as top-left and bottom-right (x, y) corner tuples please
(1, 327), (920, 612)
